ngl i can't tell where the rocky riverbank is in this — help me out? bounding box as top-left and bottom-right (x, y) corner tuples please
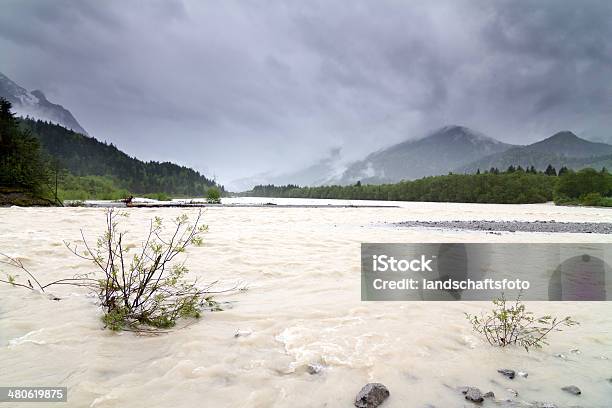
(395, 220), (612, 234)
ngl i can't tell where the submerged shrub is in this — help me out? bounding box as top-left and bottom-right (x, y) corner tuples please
(65, 209), (217, 331)
(465, 293), (579, 351)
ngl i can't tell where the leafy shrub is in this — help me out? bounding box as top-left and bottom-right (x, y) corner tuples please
(579, 192), (604, 206)
(206, 187), (221, 204)
(65, 209), (214, 331)
(465, 293), (578, 351)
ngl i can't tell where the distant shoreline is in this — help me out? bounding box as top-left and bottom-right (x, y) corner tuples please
(65, 200), (400, 209)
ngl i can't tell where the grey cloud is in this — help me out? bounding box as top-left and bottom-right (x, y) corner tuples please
(1, 0), (611, 186)
(483, 0), (612, 63)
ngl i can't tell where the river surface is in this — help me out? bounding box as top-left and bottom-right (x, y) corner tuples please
(0, 199), (611, 407)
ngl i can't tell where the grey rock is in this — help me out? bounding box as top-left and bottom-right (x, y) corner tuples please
(233, 329), (252, 338)
(498, 369), (516, 379)
(354, 383), (390, 408)
(483, 391), (495, 399)
(306, 363), (323, 375)
(561, 385), (582, 395)
(517, 371), (529, 378)
(463, 387), (484, 403)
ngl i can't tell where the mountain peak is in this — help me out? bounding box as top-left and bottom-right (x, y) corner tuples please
(0, 71), (88, 135)
(533, 130), (603, 147)
(438, 124), (470, 133)
(425, 125), (505, 146)
(545, 131), (580, 141)
(526, 130), (612, 158)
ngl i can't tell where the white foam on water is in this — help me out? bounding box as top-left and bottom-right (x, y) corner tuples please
(8, 329), (46, 348)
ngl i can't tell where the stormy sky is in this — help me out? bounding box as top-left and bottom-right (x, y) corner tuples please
(1, 0), (612, 187)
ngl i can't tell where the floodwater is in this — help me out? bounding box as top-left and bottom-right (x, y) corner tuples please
(0, 199), (611, 407)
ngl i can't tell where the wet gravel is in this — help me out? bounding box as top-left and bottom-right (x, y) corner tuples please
(395, 220), (612, 234)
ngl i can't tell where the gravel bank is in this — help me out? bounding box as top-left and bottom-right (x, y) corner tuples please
(395, 220), (612, 234)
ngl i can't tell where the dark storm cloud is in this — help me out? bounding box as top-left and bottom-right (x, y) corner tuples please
(481, 0), (612, 114)
(1, 0), (611, 187)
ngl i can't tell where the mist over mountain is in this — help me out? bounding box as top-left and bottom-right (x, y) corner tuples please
(0, 72), (88, 135)
(333, 126), (513, 185)
(459, 131), (612, 174)
(229, 148), (346, 191)
(237, 126), (612, 190)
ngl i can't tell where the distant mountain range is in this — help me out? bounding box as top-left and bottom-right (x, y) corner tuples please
(238, 126), (612, 190)
(0, 72), (88, 135)
(458, 131), (612, 174)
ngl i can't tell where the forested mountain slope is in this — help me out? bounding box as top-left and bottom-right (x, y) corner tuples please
(20, 118), (222, 196)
